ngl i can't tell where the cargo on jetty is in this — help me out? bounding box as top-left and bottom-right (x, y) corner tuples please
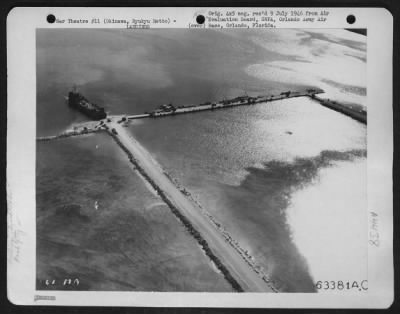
(147, 89), (324, 118)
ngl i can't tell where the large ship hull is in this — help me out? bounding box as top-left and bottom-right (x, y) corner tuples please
(68, 92), (107, 120)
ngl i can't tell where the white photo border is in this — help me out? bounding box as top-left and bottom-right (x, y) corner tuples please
(6, 7), (394, 308)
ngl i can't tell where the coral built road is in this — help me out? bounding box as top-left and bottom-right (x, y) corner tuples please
(108, 122), (275, 292)
(36, 90), (367, 291)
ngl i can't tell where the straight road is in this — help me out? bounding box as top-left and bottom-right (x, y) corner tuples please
(110, 122), (275, 292)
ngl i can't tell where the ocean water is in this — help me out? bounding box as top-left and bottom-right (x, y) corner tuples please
(37, 29), (296, 136)
(36, 29), (367, 292)
(37, 133), (232, 291)
(246, 29), (367, 106)
(129, 98), (367, 292)
(37, 29), (366, 137)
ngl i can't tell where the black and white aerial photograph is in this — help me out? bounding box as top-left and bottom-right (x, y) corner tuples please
(36, 28), (367, 293)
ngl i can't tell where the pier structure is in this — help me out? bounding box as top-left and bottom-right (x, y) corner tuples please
(121, 89), (366, 125)
(308, 94), (367, 124)
(143, 89), (324, 118)
(56, 88), (367, 135)
(106, 122), (276, 292)
(37, 87), (367, 292)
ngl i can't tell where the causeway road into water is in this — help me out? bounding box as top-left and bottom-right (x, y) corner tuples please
(109, 122), (274, 292)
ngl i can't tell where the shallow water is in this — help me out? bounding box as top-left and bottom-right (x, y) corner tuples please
(36, 29), (300, 136)
(36, 29), (367, 292)
(36, 133), (232, 291)
(37, 29), (366, 136)
(130, 98), (367, 292)
(286, 158), (367, 291)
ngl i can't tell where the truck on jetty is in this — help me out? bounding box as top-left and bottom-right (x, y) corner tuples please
(68, 87), (107, 120)
(147, 89), (323, 118)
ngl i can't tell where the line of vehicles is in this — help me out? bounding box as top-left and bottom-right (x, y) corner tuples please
(67, 86), (320, 121)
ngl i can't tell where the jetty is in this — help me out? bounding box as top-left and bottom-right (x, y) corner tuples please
(106, 122), (276, 292)
(37, 128), (98, 141)
(308, 94), (367, 124)
(59, 88), (366, 126)
(144, 89), (324, 118)
(36, 87), (367, 292)
(119, 88), (366, 125)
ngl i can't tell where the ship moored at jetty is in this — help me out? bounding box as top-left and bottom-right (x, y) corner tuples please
(68, 86), (107, 120)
